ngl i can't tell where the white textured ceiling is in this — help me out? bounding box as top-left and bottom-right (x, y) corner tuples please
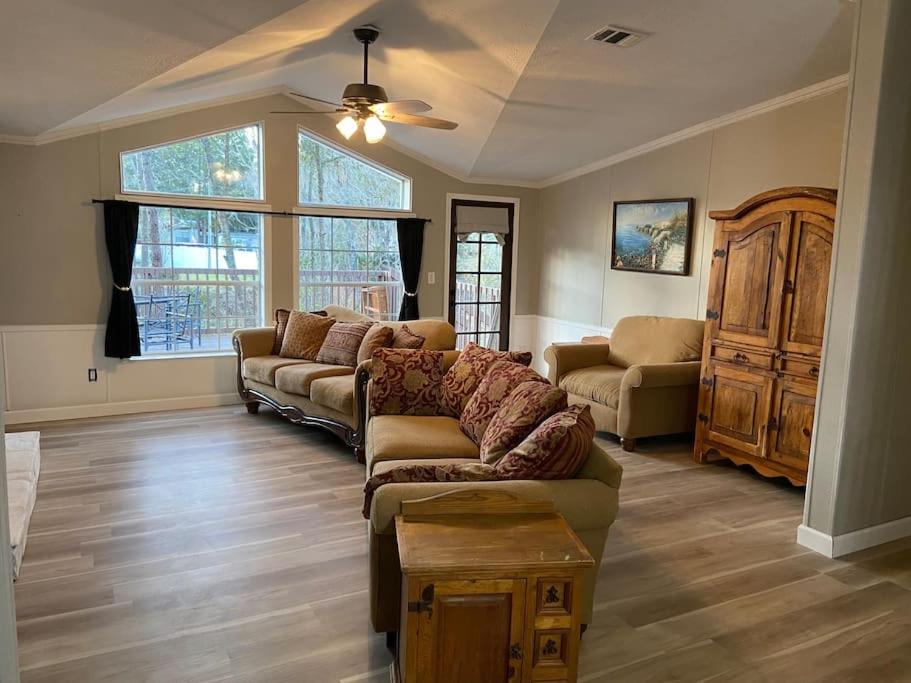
(2, 0), (854, 183)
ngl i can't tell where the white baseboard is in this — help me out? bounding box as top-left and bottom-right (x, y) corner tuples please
(4, 393), (240, 425)
(797, 515), (911, 558)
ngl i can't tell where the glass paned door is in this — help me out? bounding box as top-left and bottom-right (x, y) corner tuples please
(448, 199), (514, 350)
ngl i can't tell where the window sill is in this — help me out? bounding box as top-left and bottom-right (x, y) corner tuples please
(128, 351), (235, 362)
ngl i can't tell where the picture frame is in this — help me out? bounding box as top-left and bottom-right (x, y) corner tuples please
(611, 198), (694, 276)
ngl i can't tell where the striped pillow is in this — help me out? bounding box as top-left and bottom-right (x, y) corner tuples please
(494, 404), (595, 480)
(316, 321), (374, 367)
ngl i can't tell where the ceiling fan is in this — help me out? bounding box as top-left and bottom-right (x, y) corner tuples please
(272, 25), (458, 144)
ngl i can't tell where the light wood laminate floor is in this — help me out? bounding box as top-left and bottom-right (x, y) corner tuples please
(11, 407), (911, 682)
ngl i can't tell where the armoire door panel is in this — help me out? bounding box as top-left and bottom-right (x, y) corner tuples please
(714, 212), (791, 349)
(781, 212), (834, 356)
(703, 363), (773, 458)
(768, 380), (817, 471)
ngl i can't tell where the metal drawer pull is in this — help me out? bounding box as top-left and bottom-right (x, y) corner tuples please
(809, 366), (819, 377)
(732, 352), (749, 363)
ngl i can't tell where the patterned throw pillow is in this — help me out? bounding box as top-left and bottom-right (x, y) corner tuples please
(315, 321), (374, 367)
(279, 311), (337, 360)
(439, 342), (534, 417)
(479, 381), (568, 464)
(459, 360), (548, 445)
(272, 308), (291, 355)
(362, 462), (497, 518)
(369, 348), (444, 416)
(358, 324), (394, 364)
(495, 404), (595, 480)
(392, 325), (425, 349)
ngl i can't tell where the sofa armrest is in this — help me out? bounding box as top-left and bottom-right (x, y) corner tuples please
(621, 361), (702, 391)
(544, 343), (611, 385)
(232, 327), (276, 360)
(370, 478), (620, 535)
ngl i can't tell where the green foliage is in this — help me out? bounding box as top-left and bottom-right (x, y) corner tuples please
(298, 131), (408, 210)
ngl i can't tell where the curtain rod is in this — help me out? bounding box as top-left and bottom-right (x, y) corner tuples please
(90, 199), (429, 222)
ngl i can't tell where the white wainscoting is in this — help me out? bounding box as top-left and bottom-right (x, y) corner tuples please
(511, 315), (612, 376)
(1, 325), (239, 424)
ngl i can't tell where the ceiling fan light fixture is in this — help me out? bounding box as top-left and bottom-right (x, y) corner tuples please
(363, 115), (386, 144)
(336, 115), (359, 140)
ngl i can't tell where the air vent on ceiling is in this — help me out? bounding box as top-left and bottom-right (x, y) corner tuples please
(588, 25), (648, 47)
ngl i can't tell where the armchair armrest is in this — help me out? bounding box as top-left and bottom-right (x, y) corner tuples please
(621, 361), (702, 391)
(232, 327), (276, 360)
(544, 342), (611, 385)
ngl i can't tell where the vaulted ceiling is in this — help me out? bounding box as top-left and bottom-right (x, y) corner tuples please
(1, 0), (854, 183)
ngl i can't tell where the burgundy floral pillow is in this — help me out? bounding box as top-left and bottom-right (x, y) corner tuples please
(362, 462), (496, 518)
(495, 404), (595, 480)
(459, 360), (548, 445)
(480, 381), (568, 464)
(369, 348), (443, 416)
(439, 342), (534, 417)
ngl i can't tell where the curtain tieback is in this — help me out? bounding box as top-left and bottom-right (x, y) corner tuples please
(113, 283), (132, 292)
(404, 291), (417, 297)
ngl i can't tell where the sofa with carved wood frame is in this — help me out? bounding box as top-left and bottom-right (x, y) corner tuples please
(232, 305), (456, 461)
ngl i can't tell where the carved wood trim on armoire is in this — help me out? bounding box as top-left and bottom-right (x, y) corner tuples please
(693, 186), (837, 485)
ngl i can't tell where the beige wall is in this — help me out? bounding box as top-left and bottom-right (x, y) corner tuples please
(805, 0), (911, 542)
(0, 94), (539, 326)
(536, 90), (847, 329)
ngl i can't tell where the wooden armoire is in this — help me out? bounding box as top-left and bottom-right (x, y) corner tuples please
(694, 187), (836, 485)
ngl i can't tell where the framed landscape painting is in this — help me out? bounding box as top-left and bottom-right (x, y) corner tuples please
(611, 198), (694, 275)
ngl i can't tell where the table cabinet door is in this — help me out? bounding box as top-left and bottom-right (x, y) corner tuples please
(415, 578), (526, 683)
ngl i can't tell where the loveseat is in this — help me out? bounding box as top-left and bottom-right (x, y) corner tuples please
(232, 305), (456, 460)
(363, 350), (624, 634)
(544, 315), (705, 451)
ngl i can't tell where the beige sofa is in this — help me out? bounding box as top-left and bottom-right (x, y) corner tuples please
(232, 305), (456, 461)
(545, 315), (705, 451)
(364, 352), (624, 635)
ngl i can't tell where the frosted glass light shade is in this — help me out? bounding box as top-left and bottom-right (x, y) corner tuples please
(336, 115), (359, 140)
(363, 115), (386, 144)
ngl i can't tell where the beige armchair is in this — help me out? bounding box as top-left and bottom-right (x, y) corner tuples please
(545, 315), (704, 451)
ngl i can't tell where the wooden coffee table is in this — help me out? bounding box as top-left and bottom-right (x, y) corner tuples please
(391, 490), (594, 683)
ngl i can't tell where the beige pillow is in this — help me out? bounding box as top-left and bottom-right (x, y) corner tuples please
(279, 311), (336, 360)
(358, 324), (394, 364)
(392, 324), (425, 349)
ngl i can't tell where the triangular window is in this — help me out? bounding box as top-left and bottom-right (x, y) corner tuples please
(121, 124), (263, 200)
(298, 128), (411, 211)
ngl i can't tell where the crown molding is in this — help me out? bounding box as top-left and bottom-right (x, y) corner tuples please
(538, 73), (850, 189)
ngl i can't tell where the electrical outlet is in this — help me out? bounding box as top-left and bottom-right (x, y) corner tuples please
(88, 368), (98, 382)
(427, 271), (435, 285)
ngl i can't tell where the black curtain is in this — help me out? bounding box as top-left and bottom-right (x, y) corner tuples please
(103, 200), (141, 358)
(396, 218), (427, 321)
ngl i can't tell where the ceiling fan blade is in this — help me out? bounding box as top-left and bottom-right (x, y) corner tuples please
(288, 91), (344, 109)
(270, 110), (345, 115)
(376, 111), (458, 130)
(370, 100), (432, 116)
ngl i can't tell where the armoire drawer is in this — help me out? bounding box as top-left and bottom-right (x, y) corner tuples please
(779, 355), (820, 381)
(711, 344), (775, 370)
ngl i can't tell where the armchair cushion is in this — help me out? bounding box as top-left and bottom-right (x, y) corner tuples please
(608, 316), (704, 368)
(369, 348), (444, 416)
(439, 342), (533, 417)
(460, 361), (548, 445)
(559, 365), (627, 408)
(275, 363), (354, 397)
(242, 355), (310, 386)
(367, 416), (479, 472)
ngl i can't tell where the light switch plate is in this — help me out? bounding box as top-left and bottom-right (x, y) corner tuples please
(427, 272), (436, 285)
